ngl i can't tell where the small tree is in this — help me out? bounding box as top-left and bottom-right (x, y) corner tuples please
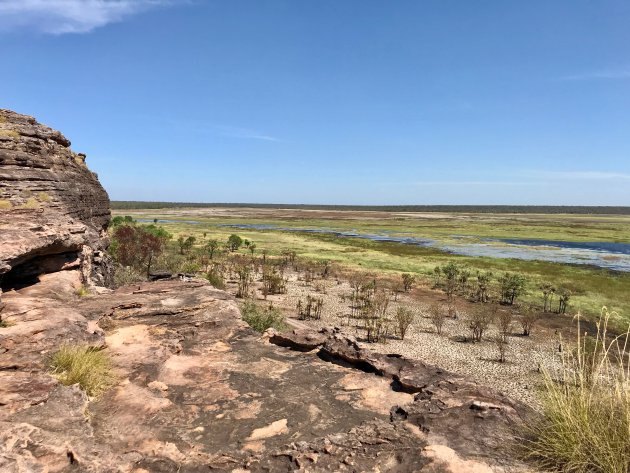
(248, 243), (257, 257)
(205, 239), (219, 260)
(540, 283), (556, 312)
(439, 262), (460, 301)
(401, 273), (415, 292)
(227, 234), (243, 252)
(499, 272), (527, 305)
(495, 309), (514, 341)
(467, 306), (494, 342)
(429, 304), (446, 335)
(520, 307), (539, 336)
(494, 336), (509, 363)
(395, 307), (415, 340)
(178, 235), (196, 255)
(475, 271), (492, 302)
(558, 288), (571, 314)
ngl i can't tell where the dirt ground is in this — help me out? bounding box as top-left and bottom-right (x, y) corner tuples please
(222, 269), (580, 408)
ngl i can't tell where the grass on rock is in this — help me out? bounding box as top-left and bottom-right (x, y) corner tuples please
(241, 300), (286, 333)
(49, 345), (114, 397)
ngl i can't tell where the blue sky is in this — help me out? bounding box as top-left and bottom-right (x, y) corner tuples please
(1, 0), (629, 205)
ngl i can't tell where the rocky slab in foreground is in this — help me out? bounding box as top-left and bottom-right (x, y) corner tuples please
(1, 276), (533, 472)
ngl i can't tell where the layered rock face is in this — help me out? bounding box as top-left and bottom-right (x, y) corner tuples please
(0, 109), (112, 289)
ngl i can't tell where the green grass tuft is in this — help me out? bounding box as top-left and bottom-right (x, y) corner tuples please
(49, 345), (114, 397)
(241, 300), (286, 333)
(75, 285), (91, 297)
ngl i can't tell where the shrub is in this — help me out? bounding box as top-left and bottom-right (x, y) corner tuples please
(114, 265), (145, 287)
(520, 307), (539, 336)
(494, 336), (509, 363)
(499, 272), (527, 305)
(495, 309), (513, 340)
(524, 308), (630, 473)
(49, 345), (114, 397)
(227, 234), (243, 252)
(241, 300), (286, 332)
(467, 306), (494, 342)
(429, 304), (446, 335)
(401, 273), (415, 292)
(395, 307), (415, 340)
(297, 295), (323, 320)
(206, 270), (225, 289)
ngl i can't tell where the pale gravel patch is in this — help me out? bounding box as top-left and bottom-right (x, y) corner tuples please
(242, 271), (563, 408)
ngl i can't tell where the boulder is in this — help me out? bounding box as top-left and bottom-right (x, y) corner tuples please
(0, 109), (112, 290)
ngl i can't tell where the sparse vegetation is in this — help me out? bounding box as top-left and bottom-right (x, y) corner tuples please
(467, 305), (494, 342)
(429, 303), (446, 335)
(75, 285), (90, 297)
(394, 307), (414, 339)
(524, 308), (630, 473)
(0, 199), (12, 209)
(520, 307), (539, 336)
(49, 345), (114, 397)
(241, 300), (286, 332)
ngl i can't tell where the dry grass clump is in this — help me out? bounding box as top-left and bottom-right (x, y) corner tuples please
(49, 345), (114, 397)
(0, 199), (12, 209)
(524, 308), (630, 473)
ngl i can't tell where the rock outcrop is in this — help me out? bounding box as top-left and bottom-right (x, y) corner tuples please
(0, 109), (112, 290)
(0, 111), (534, 472)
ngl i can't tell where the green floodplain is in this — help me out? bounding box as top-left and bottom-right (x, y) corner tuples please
(111, 206), (630, 328)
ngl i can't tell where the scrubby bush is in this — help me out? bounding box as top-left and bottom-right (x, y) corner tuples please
(429, 304), (446, 335)
(395, 307), (415, 340)
(499, 272), (527, 305)
(524, 308), (630, 473)
(520, 307), (539, 336)
(297, 295), (324, 320)
(495, 309), (513, 340)
(467, 306), (494, 342)
(49, 345), (114, 397)
(241, 300), (285, 332)
(111, 224), (171, 277)
(227, 234), (243, 252)
(114, 265), (145, 287)
(206, 270), (225, 289)
(401, 273), (415, 292)
(494, 336), (509, 363)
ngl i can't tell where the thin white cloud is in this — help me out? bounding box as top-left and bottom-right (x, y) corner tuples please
(528, 170), (630, 181)
(215, 125), (281, 142)
(0, 0), (182, 34)
(558, 69), (630, 81)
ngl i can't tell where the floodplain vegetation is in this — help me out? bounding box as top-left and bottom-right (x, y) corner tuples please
(107, 213), (630, 473)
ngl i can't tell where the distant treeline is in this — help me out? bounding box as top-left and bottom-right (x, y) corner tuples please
(110, 201), (630, 215)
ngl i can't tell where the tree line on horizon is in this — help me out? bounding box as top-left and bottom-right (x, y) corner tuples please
(110, 201), (630, 215)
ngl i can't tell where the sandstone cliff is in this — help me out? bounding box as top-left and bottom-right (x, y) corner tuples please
(0, 109), (112, 289)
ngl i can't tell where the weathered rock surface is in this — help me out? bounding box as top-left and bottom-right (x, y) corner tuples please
(0, 111), (534, 472)
(0, 109), (112, 289)
(0, 275), (535, 472)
